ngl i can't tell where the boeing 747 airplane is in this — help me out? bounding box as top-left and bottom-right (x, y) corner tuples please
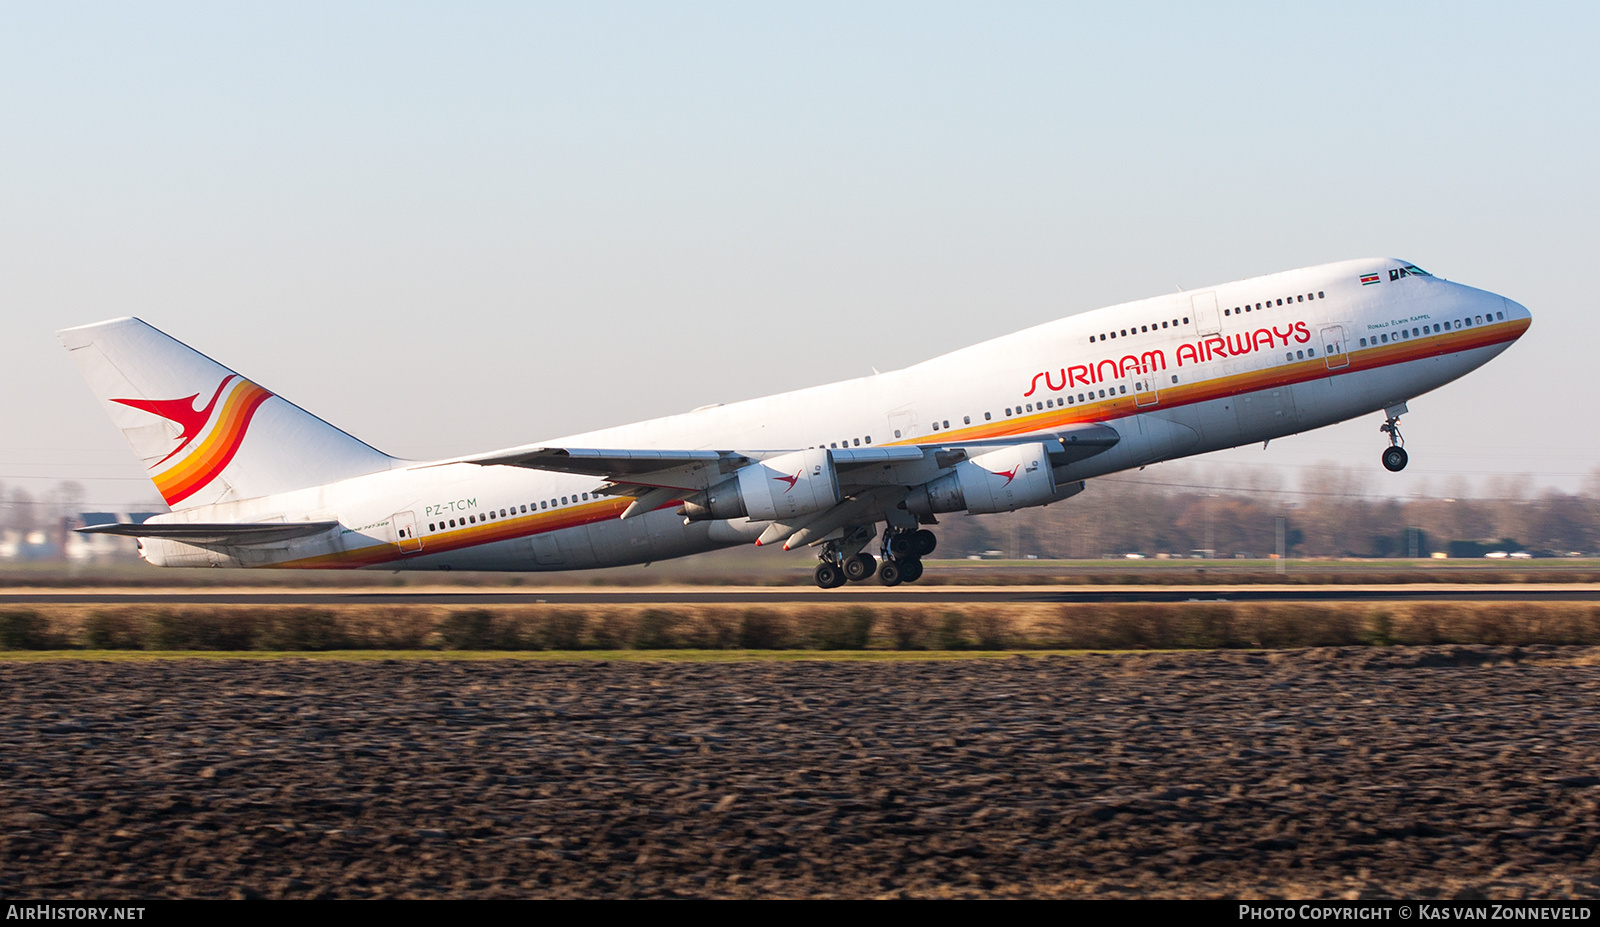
(62, 257), (1529, 587)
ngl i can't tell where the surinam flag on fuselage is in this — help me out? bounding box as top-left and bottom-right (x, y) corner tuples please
(57, 318), (396, 509)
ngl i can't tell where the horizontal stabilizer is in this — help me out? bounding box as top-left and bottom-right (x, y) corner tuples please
(77, 521), (339, 547)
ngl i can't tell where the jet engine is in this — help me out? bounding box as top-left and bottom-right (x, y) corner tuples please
(680, 448), (841, 523)
(906, 442), (1057, 515)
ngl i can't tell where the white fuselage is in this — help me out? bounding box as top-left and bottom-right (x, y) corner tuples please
(139, 257), (1530, 570)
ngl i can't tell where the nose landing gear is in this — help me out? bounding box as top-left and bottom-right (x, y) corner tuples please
(1380, 406), (1408, 472)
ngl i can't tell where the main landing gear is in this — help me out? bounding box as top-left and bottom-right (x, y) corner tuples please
(1380, 411), (1408, 472)
(811, 526), (937, 588)
(812, 526), (879, 589)
(877, 528), (935, 587)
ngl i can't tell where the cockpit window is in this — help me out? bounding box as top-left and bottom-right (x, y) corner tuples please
(1398, 264), (1431, 278)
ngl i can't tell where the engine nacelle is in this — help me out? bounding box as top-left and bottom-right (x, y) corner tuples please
(906, 442), (1057, 515)
(680, 448), (841, 523)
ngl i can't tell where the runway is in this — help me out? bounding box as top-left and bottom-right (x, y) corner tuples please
(6, 583), (1600, 605)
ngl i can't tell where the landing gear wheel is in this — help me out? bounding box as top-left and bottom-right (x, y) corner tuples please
(844, 553), (877, 582)
(898, 557), (924, 583)
(814, 561), (846, 589)
(886, 533), (914, 559)
(878, 560), (903, 586)
(912, 529), (937, 558)
(1379, 413), (1407, 472)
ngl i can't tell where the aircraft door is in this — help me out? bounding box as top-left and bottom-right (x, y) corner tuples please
(1133, 362), (1160, 408)
(887, 409), (918, 442)
(1192, 292), (1221, 336)
(392, 511), (423, 553)
(1320, 325), (1350, 370)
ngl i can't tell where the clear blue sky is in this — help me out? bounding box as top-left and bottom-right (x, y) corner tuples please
(2, 2), (1595, 506)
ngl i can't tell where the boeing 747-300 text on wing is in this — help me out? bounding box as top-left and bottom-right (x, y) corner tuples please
(62, 258), (1530, 587)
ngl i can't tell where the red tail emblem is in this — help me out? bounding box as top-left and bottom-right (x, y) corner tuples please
(992, 465), (1020, 486)
(773, 471), (802, 493)
(112, 375), (236, 466)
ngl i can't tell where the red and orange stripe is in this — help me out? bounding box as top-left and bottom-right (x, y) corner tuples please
(152, 379), (273, 505)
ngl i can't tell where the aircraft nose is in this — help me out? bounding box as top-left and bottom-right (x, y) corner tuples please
(1503, 297), (1532, 336)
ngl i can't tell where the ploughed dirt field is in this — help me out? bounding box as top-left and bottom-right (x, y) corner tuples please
(3, 648), (1599, 898)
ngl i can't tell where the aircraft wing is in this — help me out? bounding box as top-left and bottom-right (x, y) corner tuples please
(449, 445), (929, 492)
(444, 421), (1120, 493)
(77, 521), (340, 546)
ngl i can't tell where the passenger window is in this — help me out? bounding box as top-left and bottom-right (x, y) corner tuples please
(428, 523), (435, 531)
(1225, 309), (1231, 316)
(449, 519), (456, 528)
(894, 429), (902, 438)
(1496, 311), (1504, 320)
(1067, 395), (1074, 404)
(1161, 321), (1168, 328)
(1318, 291), (1324, 298)
(1170, 375), (1178, 384)
(1100, 389), (1107, 397)
(1183, 317), (1190, 324)
(1296, 350), (1304, 359)
(540, 501), (546, 509)
(1079, 393), (1086, 401)
(1359, 337), (1367, 346)
(1297, 295), (1303, 302)
(1119, 385), (1126, 394)
(1308, 347), (1315, 356)
(983, 412), (991, 421)
(1120, 330), (1126, 337)
(865, 436), (872, 444)
(1285, 352), (1293, 361)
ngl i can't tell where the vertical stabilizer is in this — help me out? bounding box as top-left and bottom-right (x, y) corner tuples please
(58, 318), (399, 509)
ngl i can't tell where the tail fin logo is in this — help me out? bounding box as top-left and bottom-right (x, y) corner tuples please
(112, 375), (237, 466)
(111, 375), (274, 505)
